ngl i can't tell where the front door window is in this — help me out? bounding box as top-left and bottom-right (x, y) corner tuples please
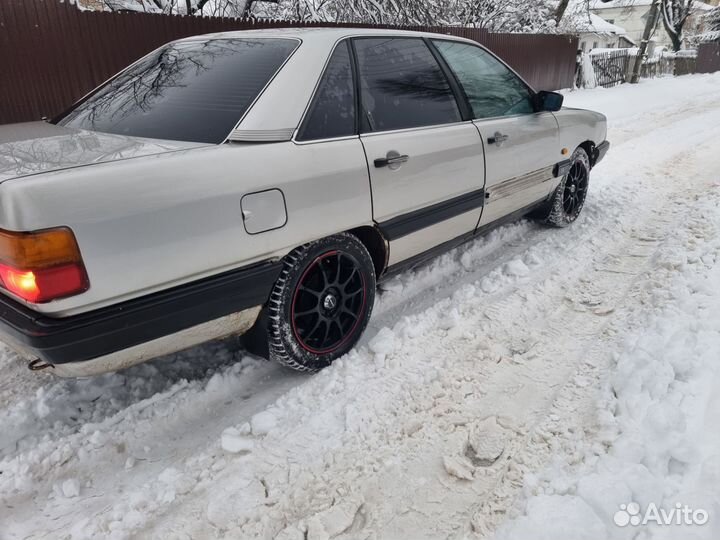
(432, 40), (534, 119)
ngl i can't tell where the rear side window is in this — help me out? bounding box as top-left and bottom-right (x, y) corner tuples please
(432, 40), (534, 119)
(56, 38), (298, 144)
(297, 41), (356, 141)
(353, 38), (461, 132)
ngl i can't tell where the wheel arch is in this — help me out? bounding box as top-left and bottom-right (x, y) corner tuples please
(578, 140), (599, 168)
(346, 225), (389, 278)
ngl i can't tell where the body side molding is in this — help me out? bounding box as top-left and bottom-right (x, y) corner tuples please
(382, 198), (547, 277)
(376, 188), (486, 241)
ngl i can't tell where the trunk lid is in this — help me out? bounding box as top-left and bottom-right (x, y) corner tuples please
(0, 122), (208, 183)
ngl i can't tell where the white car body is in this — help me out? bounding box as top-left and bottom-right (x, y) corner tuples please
(0, 28), (608, 376)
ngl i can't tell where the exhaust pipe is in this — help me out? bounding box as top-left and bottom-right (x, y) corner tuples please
(28, 359), (54, 371)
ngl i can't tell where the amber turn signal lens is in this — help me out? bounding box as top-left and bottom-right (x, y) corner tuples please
(0, 228), (89, 303)
(0, 227), (83, 268)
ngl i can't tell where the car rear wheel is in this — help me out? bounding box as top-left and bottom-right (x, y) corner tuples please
(541, 147), (590, 227)
(266, 233), (376, 372)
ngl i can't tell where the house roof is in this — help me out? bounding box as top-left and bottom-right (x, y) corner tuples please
(693, 1), (716, 11)
(582, 12), (628, 34)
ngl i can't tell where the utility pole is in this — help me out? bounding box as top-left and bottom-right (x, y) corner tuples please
(631, 0), (661, 83)
(555, 0), (571, 23)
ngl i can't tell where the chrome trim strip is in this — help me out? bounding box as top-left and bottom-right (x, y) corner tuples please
(486, 166), (555, 204)
(292, 135), (359, 146)
(228, 128), (296, 142)
(360, 119), (476, 138)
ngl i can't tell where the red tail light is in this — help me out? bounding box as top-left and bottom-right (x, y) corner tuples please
(0, 228), (89, 303)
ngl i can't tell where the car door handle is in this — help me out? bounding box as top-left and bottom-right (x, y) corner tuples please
(488, 132), (509, 145)
(374, 152), (409, 168)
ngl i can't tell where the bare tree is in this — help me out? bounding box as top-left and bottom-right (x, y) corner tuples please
(554, 0), (571, 23)
(555, 0), (593, 32)
(707, 6), (720, 35)
(631, 0), (661, 83)
(661, 0), (695, 51)
(99, 0), (261, 15)
(93, 0), (564, 31)
(254, 0), (558, 31)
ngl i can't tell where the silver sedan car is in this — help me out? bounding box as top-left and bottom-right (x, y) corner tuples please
(0, 28), (609, 377)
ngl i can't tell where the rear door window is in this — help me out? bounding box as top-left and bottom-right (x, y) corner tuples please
(353, 38), (461, 132)
(297, 41), (356, 141)
(56, 38), (299, 144)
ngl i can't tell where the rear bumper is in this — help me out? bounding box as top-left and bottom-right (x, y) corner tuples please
(0, 260), (281, 376)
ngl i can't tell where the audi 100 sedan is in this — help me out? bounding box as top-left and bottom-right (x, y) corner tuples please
(0, 28), (609, 376)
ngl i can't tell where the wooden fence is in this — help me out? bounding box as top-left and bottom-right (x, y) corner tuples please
(697, 42), (720, 74)
(0, 0), (578, 125)
(582, 48), (702, 89)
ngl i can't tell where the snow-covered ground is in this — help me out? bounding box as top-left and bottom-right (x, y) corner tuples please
(2, 73), (720, 540)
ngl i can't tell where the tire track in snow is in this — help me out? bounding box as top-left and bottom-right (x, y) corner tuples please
(471, 165), (719, 537)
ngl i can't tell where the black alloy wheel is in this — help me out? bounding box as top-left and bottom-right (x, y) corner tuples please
(265, 233), (376, 372)
(562, 161), (589, 218)
(542, 146), (591, 227)
(291, 250), (367, 355)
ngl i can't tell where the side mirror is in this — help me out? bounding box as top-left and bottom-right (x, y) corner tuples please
(535, 90), (564, 112)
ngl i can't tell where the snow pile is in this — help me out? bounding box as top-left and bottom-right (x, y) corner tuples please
(580, 53), (598, 89)
(496, 184), (720, 539)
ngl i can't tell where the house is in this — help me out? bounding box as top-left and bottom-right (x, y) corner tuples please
(590, 0), (715, 49)
(576, 12), (635, 51)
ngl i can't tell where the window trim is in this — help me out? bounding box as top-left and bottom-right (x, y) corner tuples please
(294, 35), (535, 143)
(423, 38), (474, 122)
(358, 119), (478, 139)
(429, 37), (541, 122)
(350, 36), (467, 135)
(223, 37), (303, 144)
(293, 38), (359, 144)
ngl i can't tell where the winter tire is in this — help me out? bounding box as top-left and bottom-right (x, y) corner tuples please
(266, 233), (376, 372)
(542, 147), (590, 227)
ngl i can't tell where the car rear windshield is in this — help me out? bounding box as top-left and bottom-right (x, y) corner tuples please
(55, 38), (298, 144)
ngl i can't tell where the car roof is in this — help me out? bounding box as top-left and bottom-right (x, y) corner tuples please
(172, 27), (491, 142)
(178, 26), (473, 45)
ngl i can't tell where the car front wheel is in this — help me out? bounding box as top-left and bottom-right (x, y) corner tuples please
(542, 147), (591, 227)
(266, 233), (376, 372)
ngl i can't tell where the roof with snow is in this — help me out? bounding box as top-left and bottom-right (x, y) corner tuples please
(579, 13), (628, 35)
(693, 1), (716, 11)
